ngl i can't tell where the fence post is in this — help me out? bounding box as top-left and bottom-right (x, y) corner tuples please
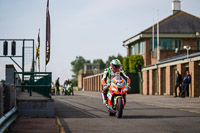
(0, 84), (3, 117)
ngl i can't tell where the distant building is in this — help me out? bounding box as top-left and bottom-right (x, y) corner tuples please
(78, 63), (100, 90)
(123, 0), (200, 97)
(83, 63), (100, 74)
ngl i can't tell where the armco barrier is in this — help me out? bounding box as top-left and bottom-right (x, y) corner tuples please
(0, 107), (18, 133)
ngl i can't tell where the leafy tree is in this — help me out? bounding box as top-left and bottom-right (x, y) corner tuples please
(129, 55), (144, 73)
(71, 78), (78, 86)
(93, 59), (105, 70)
(71, 56), (90, 79)
(105, 54), (123, 67)
(0, 79), (5, 84)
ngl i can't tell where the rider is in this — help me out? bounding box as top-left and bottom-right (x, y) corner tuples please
(101, 59), (130, 105)
(63, 78), (73, 93)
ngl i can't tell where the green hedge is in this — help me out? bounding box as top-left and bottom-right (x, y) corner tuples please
(123, 55), (144, 73)
(123, 57), (129, 73)
(129, 55), (144, 73)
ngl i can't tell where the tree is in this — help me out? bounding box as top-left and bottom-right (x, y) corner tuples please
(105, 54), (123, 67)
(71, 56), (90, 79)
(93, 59), (105, 70)
(0, 79), (5, 84)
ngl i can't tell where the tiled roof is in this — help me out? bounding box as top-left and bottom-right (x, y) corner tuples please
(159, 52), (200, 64)
(143, 11), (200, 34)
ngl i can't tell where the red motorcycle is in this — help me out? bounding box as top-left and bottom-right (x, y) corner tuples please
(102, 76), (129, 118)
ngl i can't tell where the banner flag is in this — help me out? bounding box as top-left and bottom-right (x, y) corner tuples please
(36, 29), (40, 59)
(38, 29), (40, 71)
(46, 0), (50, 65)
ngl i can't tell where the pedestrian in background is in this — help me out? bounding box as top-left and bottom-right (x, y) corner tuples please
(55, 77), (60, 95)
(181, 70), (191, 98)
(174, 71), (182, 97)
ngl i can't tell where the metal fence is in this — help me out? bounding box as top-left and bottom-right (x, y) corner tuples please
(14, 72), (52, 98)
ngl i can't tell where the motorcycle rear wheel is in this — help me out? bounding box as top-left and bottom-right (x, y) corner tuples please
(115, 97), (123, 118)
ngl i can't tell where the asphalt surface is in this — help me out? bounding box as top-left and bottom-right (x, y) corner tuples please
(8, 118), (59, 133)
(54, 91), (200, 133)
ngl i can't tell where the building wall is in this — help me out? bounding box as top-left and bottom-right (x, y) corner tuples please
(128, 45), (131, 56)
(149, 69), (154, 95)
(189, 61), (200, 97)
(142, 59), (200, 98)
(182, 38), (197, 50)
(142, 70), (149, 95)
(145, 38), (200, 66)
(166, 66), (175, 95)
(158, 68), (163, 95)
(6, 65), (16, 84)
(78, 73), (93, 89)
(144, 39), (151, 66)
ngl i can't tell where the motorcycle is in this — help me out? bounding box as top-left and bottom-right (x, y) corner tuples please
(102, 76), (129, 118)
(63, 84), (74, 96)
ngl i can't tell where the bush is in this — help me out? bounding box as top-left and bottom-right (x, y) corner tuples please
(123, 57), (129, 73)
(129, 55), (144, 73)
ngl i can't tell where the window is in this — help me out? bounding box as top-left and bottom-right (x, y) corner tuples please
(160, 39), (173, 50)
(150, 38), (181, 50)
(197, 39), (200, 50)
(135, 43), (138, 55)
(87, 65), (92, 70)
(131, 41), (145, 55)
(140, 41), (145, 54)
(174, 39), (182, 50)
(150, 38), (157, 51)
(131, 45), (135, 55)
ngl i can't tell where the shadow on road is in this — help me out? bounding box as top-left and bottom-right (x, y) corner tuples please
(123, 115), (200, 119)
(54, 100), (100, 118)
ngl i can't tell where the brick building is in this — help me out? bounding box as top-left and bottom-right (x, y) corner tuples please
(123, 0), (200, 97)
(78, 63), (101, 90)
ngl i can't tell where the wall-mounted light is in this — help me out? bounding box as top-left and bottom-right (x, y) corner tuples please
(183, 45), (191, 59)
(175, 48), (178, 53)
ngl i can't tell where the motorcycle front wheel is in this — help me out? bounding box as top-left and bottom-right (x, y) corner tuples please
(115, 97), (123, 118)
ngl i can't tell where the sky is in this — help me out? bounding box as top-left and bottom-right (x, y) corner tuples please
(0, 0), (200, 84)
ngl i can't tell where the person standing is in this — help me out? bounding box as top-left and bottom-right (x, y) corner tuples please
(55, 77), (60, 95)
(181, 70), (191, 98)
(174, 71), (182, 97)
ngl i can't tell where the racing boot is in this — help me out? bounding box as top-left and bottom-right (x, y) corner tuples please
(102, 90), (108, 105)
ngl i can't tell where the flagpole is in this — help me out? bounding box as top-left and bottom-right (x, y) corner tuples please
(38, 29), (40, 72)
(157, 9), (160, 63)
(152, 18), (154, 51)
(35, 47), (37, 72)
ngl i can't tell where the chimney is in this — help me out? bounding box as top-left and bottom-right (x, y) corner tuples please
(172, 0), (181, 14)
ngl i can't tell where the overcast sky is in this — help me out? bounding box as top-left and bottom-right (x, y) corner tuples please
(0, 0), (200, 83)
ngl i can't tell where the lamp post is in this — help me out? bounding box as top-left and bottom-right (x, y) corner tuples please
(183, 45), (191, 59)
